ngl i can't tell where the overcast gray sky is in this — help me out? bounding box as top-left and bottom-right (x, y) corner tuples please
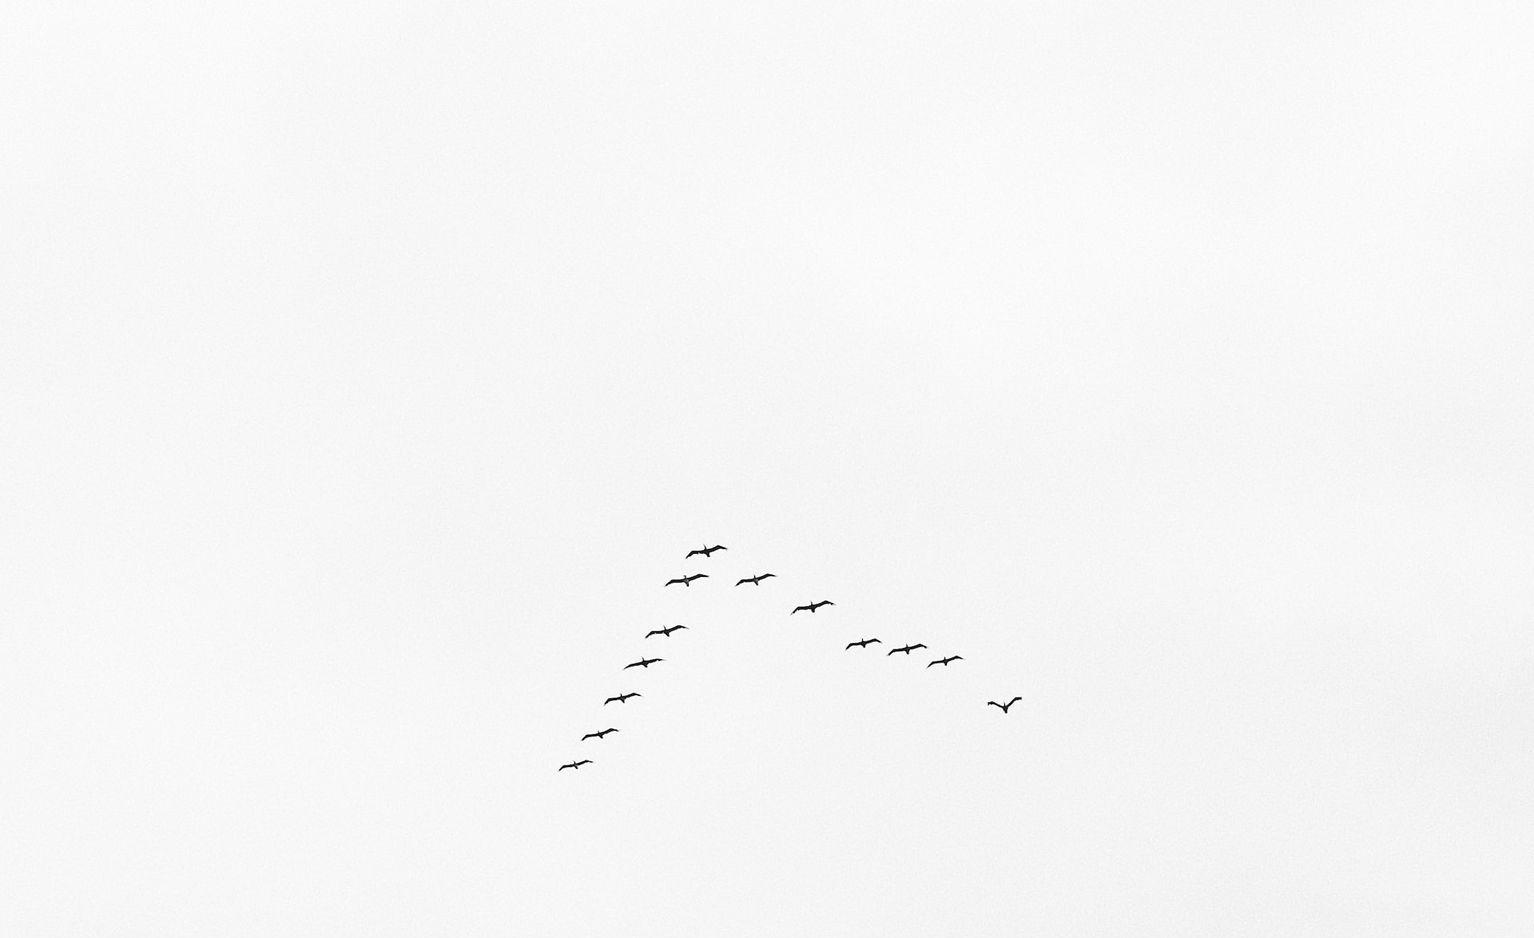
(3, 2), (1532, 936)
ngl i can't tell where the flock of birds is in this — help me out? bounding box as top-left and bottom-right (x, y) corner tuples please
(558, 543), (1022, 773)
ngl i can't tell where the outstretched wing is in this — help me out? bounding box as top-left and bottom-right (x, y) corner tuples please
(623, 661), (640, 669)
(645, 630), (662, 637)
(1008, 696), (1022, 706)
(987, 701), (1003, 709)
(913, 644), (927, 650)
(791, 605), (808, 614)
(685, 549), (703, 558)
(581, 733), (597, 740)
(735, 578), (750, 585)
(576, 760), (592, 767)
(664, 578), (684, 586)
(604, 697), (618, 705)
(868, 638), (882, 644)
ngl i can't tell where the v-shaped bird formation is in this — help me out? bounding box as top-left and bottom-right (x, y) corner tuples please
(559, 541), (1024, 772)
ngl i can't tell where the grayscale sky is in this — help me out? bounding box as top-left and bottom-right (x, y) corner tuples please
(3, 3), (1532, 936)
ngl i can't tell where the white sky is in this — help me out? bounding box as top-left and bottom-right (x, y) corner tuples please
(3, 2), (1532, 936)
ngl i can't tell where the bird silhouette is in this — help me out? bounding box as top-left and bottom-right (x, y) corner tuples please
(735, 573), (776, 586)
(604, 692), (640, 705)
(685, 545), (727, 558)
(987, 696), (1022, 713)
(927, 655), (963, 668)
(623, 657), (663, 669)
(845, 638), (882, 649)
(645, 625), (687, 638)
(664, 574), (708, 587)
(790, 600), (834, 614)
(581, 728), (619, 741)
(558, 760), (593, 771)
(887, 643), (927, 655)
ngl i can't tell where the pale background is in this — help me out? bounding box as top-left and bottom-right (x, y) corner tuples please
(3, 3), (1531, 936)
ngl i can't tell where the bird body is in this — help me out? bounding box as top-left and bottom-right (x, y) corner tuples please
(987, 696), (1022, 713)
(623, 657), (663, 669)
(603, 692), (640, 705)
(645, 625), (687, 638)
(581, 728), (619, 741)
(559, 760), (593, 771)
(790, 600), (835, 614)
(685, 545), (727, 558)
(927, 655), (963, 668)
(887, 643), (927, 655)
(735, 573), (776, 586)
(664, 574), (708, 587)
(845, 638), (882, 649)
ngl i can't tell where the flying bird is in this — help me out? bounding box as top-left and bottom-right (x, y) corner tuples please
(790, 600), (835, 614)
(664, 574), (708, 587)
(581, 728), (619, 741)
(927, 655), (963, 668)
(558, 760), (592, 771)
(887, 643), (927, 655)
(735, 573), (776, 586)
(685, 545), (727, 558)
(845, 638), (882, 650)
(987, 697), (1022, 713)
(645, 625), (687, 638)
(623, 657), (663, 669)
(603, 692), (640, 705)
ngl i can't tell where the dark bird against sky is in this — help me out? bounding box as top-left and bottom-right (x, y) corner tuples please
(927, 655), (963, 667)
(623, 657), (663, 669)
(987, 697), (1022, 713)
(845, 638), (882, 649)
(888, 643), (927, 655)
(664, 574), (708, 587)
(685, 544), (727, 558)
(581, 728), (619, 741)
(645, 625), (687, 638)
(735, 573), (776, 586)
(603, 692), (640, 705)
(790, 600), (835, 614)
(558, 760), (592, 771)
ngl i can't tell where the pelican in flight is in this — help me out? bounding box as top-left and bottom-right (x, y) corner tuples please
(623, 657), (663, 669)
(604, 692), (640, 705)
(845, 638), (882, 650)
(735, 573), (776, 586)
(664, 574), (708, 587)
(581, 728), (619, 741)
(927, 655), (963, 668)
(685, 544), (727, 558)
(887, 643), (927, 655)
(790, 600), (834, 614)
(645, 625), (687, 638)
(987, 697), (1022, 714)
(558, 759), (592, 771)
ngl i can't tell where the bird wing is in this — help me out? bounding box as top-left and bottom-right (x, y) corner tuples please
(735, 578), (749, 585)
(913, 644), (927, 650)
(1009, 696), (1022, 706)
(664, 578), (683, 586)
(581, 733), (596, 739)
(987, 701), (1002, 708)
(868, 638), (881, 644)
(603, 697), (617, 705)
(845, 641), (858, 649)
(559, 763), (572, 770)
(623, 661), (639, 668)
(576, 760), (591, 767)
(645, 630), (661, 637)
(926, 660), (938, 667)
